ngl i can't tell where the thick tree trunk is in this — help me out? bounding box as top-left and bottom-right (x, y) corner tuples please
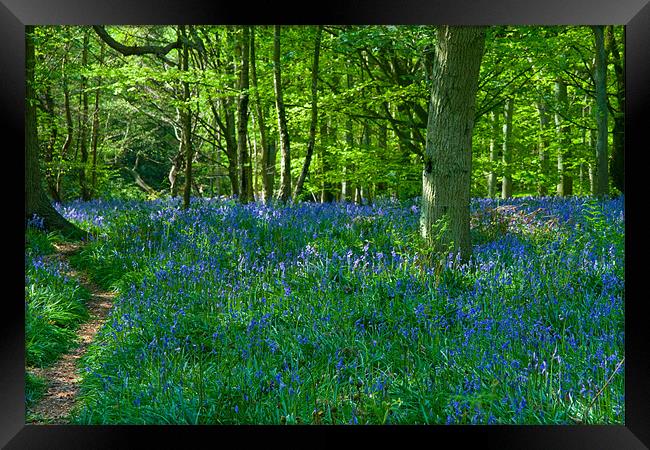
(592, 25), (609, 197)
(420, 26), (485, 264)
(501, 96), (514, 199)
(273, 26), (292, 202)
(486, 110), (499, 197)
(25, 26), (85, 238)
(294, 26), (323, 200)
(237, 26), (252, 203)
(554, 80), (573, 196)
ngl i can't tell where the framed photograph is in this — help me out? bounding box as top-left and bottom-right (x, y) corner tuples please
(6, 0), (649, 447)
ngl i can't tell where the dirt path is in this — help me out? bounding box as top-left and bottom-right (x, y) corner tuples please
(27, 242), (116, 424)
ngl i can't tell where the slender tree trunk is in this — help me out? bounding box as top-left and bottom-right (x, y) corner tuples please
(79, 30), (91, 201)
(487, 110), (499, 197)
(250, 27), (273, 203)
(536, 99), (550, 196)
(294, 26), (323, 200)
(273, 25), (292, 202)
(321, 118), (337, 202)
(180, 26), (194, 209)
(420, 26), (485, 264)
(593, 25), (609, 197)
(236, 26), (252, 203)
(223, 101), (239, 196)
(42, 84), (62, 202)
(554, 80), (573, 196)
(606, 26), (624, 194)
(501, 96), (514, 199)
(90, 40), (105, 198)
(25, 26), (85, 238)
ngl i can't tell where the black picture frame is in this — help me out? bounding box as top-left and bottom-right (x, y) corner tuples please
(4, 0), (649, 448)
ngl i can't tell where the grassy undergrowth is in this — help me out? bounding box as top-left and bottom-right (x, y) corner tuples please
(47, 196), (624, 425)
(24, 225), (90, 411)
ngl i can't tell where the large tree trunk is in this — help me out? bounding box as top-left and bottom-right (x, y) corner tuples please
(420, 26), (485, 264)
(501, 96), (514, 199)
(554, 80), (573, 196)
(592, 25), (609, 197)
(237, 26), (252, 203)
(293, 26), (323, 200)
(486, 110), (499, 197)
(273, 26), (292, 202)
(25, 26), (85, 238)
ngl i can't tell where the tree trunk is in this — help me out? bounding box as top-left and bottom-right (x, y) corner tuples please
(79, 30), (91, 201)
(237, 26), (252, 203)
(90, 40), (105, 198)
(606, 26), (624, 194)
(536, 98), (550, 196)
(25, 26), (85, 238)
(486, 110), (499, 197)
(554, 80), (573, 196)
(180, 26), (194, 209)
(293, 26), (323, 200)
(420, 26), (485, 264)
(250, 27), (273, 203)
(592, 25), (609, 197)
(501, 96), (514, 199)
(320, 118), (336, 202)
(273, 25), (292, 202)
(42, 84), (62, 202)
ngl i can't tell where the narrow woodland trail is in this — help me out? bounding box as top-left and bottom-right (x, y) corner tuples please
(27, 242), (116, 424)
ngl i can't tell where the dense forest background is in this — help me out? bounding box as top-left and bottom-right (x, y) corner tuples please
(30, 25), (624, 206)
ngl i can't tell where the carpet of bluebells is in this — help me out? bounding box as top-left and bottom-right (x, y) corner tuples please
(47, 195), (623, 424)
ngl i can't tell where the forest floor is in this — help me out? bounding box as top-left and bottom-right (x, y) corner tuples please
(27, 242), (116, 424)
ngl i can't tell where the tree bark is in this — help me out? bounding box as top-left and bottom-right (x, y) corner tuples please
(25, 26), (85, 238)
(293, 26), (323, 200)
(273, 25), (292, 202)
(501, 96), (514, 199)
(420, 26), (485, 264)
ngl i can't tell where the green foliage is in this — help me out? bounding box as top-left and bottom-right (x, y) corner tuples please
(25, 371), (48, 407)
(25, 228), (90, 368)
